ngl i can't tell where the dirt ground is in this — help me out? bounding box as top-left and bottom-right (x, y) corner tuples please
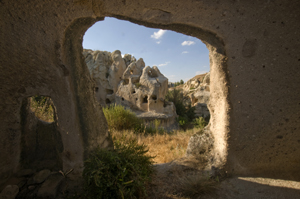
(147, 157), (300, 199)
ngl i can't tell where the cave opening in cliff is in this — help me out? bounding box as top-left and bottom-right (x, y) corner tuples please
(82, 16), (212, 164)
(20, 96), (63, 171)
(143, 96), (148, 103)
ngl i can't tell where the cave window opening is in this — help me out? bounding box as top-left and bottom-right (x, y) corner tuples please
(143, 96), (148, 103)
(151, 95), (157, 100)
(123, 79), (129, 85)
(29, 95), (55, 123)
(82, 17), (213, 165)
(106, 98), (111, 104)
(95, 87), (99, 92)
(20, 96), (63, 171)
(106, 89), (114, 94)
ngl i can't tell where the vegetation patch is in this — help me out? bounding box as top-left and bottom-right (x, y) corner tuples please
(103, 105), (167, 135)
(192, 117), (208, 129)
(103, 104), (144, 132)
(177, 175), (218, 198)
(173, 79), (185, 87)
(29, 95), (54, 122)
(165, 89), (196, 130)
(83, 136), (155, 199)
(110, 129), (198, 164)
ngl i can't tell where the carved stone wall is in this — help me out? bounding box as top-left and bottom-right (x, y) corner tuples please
(0, 0), (299, 184)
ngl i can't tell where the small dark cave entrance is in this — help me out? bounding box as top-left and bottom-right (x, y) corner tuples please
(20, 96), (63, 171)
(142, 96), (148, 103)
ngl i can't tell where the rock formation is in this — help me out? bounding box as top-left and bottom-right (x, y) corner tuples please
(1, 0), (300, 191)
(187, 72), (210, 119)
(183, 72), (210, 105)
(171, 72), (210, 119)
(83, 49), (177, 129)
(186, 128), (214, 165)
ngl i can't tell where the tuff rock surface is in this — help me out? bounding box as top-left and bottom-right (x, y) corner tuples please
(1, 0), (300, 192)
(171, 72), (211, 119)
(83, 49), (177, 129)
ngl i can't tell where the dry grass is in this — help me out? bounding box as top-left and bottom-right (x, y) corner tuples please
(111, 128), (199, 163)
(111, 128), (219, 198)
(147, 162), (218, 199)
(177, 175), (218, 198)
(29, 97), (54, 123)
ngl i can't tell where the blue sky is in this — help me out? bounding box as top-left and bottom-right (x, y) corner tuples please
(83, 17), (209, 82)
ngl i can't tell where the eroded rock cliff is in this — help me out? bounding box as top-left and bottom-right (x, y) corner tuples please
(83, 49), (177, 129)
(171, 72), (211, 119)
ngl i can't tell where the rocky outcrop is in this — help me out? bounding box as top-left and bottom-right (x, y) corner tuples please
(0, 169), (65, 199)
(83, 49), (177, 129)
(173, 72), (210, 119)
(186, 128), (214, 166)
(183, 72), (210, 106)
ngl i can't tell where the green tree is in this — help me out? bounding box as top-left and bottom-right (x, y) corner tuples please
(165, 89), (196, 130)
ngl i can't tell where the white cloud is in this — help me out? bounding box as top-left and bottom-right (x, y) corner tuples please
(181, 41), (195, 46)
(167, 75), (176, 82)
(156, 41), (161, 44)
(158, 61), (170, 67)
(195, 70), (207, 75)
(151, 29), (167, 40)
(182, 51), (189, 54)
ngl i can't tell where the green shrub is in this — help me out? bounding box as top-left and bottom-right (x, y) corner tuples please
(83, 136), (154, 199)
(166, 89), (196, 130)
(186, 105), (196, 121)
(165, 89), (186, 116)
(193, 117), (208, 129)
(177, 116), (189, 131)
(103, 105), (166, 135)
(103, 104), (143, 132)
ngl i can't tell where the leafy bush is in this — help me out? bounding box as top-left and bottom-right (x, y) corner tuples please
(103, 104), (144, 132)
(186, 105), (195, 121)
(83, 136), (154, 199)
(166, 89), (196, 130)
(103, 105), (166, 135)
(165, 89), (186, 116)
(193, 117), (208, 129)
(177, 116), (189, 130)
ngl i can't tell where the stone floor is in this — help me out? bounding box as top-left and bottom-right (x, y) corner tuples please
(1, 165), (299, 199)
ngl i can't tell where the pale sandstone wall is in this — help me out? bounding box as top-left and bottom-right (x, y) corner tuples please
(0, 0), (299, 183)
